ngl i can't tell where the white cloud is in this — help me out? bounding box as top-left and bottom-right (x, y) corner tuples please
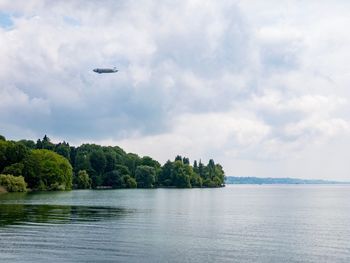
(0, 0), (349, 179)
(110, 110), (271, 163)
(0, 85), (50, 115)
(285, 118), (350, 139)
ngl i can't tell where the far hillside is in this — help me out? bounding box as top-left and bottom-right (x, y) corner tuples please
(225, 176), (346, 185)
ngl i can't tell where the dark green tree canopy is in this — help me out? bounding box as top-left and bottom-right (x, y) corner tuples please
(135, 165), (156, 188)
(90, 150), (106, 175)
(0, 135), (225, 190)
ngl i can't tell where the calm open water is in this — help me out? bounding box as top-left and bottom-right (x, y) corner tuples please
(1, 185), (350, 262)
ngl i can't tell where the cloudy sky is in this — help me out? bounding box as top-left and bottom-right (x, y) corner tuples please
(1, 0), (349, 180)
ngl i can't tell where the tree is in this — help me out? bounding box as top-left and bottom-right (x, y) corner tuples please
(0, 141), (29, 173)
(89, 150), (106, 175)
(123, 175), (137, 188)
(135, 165), (156, 188)
(104, 150), (117, 172)
(55, 142), (71, 161)
(112, 146), (127, 164)
(0, 140), (8, 172)
(3, 163), (24, 176)
(69, 146), (77, 166)
(190, 173), (203, 187)
(214, 164), (225, 186)
(159, 160), (173, 186)
(74, 151), (91, 173)
(203, 178), (215, 187)
(198, 160), (208, 179)
(183, 157), (190, 165)
(193, 160), (199, 173)
(41, 135), (55, 150)
(36, 139), (43, 149)
(141, 156), (161, 168)
(124, 153), (142, 177)
(18, 140), (36, 149)
(212, 176), (222, 187)
(172, 161), (191, 188)
(115, 164), (131, 177)
(74, 170), (91, 189)
(103, 170), (122, 188)
(6, 142), (29, 166)
(22, 149), (73, 191)
(185, 164), (202, 187)
(175, 155), (182, 162)
(207, 159), (216, 179)
(102, 164), (132, 189)
(0, 174), (27, 192)
(0, 135), (5, 141)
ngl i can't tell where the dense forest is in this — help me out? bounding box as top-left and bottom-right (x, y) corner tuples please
(0, 135), (225, 192)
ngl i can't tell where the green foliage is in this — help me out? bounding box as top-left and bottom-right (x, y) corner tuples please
(6, 142), (29, 164)
(23, 149), (73, 191)
(135, 165), (156, 188)
(0, 135), (225, 190)
(188, 165), (202, 187)
(123, 176), (137, 188)
(102, 166), (133, 189)
(198, 160), (208, 179)
(159, 160), (173, 186)
(74, 170), (92, 189)
(104, 150), (117, 172)
(203, 178), (215, 187)
(37, 135), (55, 150)
(115, 164), (131, 177)
(191, 174), (203, 187)
(55, 142), (71, 161)
(0, 174), (27, 192)
(102, 170), (123, 188)
(74, 151), (91, 173)
(175, 155), (182, 162)
(0, 140), (29, 173)
(183, 157), (190, 165)
(124, 153), (142, 177)
(0, 140), (8, 172)
(172, 161), (191, 188)
(3, 163), (24, 176)
(0, 135), (5, 141)
(89, 150), (106, 175)
(141, 156), (161, 168)
(18, 140), (36, 149)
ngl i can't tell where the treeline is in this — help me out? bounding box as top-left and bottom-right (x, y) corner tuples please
(0, 135), (225, 191)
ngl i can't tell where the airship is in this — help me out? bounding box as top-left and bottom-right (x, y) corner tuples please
(93, 67), (118, 74)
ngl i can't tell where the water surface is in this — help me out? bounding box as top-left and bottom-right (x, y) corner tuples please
(1, 185), (350, 262)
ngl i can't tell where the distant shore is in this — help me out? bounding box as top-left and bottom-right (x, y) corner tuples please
(225, 176), (349, 185)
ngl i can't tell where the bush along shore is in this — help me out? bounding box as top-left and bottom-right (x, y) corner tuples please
(0, 135), (225, 192)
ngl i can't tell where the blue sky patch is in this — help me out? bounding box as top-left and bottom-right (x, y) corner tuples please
(63, 16), (81, 26)
(0, 11), (13, 29)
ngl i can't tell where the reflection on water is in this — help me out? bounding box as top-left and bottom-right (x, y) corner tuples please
(0, 204), (130, 227)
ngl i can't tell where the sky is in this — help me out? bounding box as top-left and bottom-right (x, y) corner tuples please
(0, 0), (349, 180)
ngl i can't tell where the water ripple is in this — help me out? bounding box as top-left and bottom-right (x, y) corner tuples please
(0, 204), (132, 227)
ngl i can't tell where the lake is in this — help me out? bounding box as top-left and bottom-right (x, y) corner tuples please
(1, 185), (350, 262)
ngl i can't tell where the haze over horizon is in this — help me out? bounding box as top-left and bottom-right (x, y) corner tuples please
(1, 1), (349, 180)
